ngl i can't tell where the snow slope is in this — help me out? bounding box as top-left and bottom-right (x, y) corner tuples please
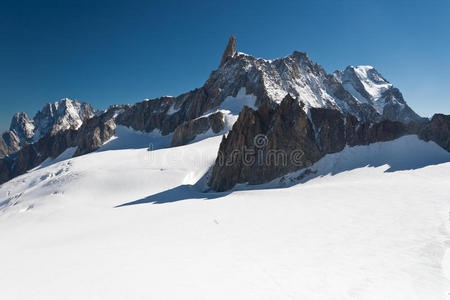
(0, 134), (449, 299)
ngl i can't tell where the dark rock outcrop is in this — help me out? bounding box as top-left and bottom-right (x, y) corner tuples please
(0, 131), (21, 158)
(74, 109), (117, 156)
(0, 158), (12, 183)
(419, 114), (450, 151)
(208, 94), (450, 191)
(219, 35), (237, 67)
(208, 95), (321, 191)
(171, 111), (225, 147)
(0, 107), (120, 184)
(310, 108), (346, 154)
(116, 97), (183, 135)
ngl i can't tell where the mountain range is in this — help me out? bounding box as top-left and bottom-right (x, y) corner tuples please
(0, 36), (448, 188)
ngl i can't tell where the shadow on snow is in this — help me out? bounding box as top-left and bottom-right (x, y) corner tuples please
(116, 136), (450, 207)
(115, 185), (230, 207)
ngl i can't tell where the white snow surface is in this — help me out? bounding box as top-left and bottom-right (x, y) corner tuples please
(220, 87), (257, 115)
(353, 66), (392, 98)
(0, 135), (450, 299)
(99, 125), (172, 152)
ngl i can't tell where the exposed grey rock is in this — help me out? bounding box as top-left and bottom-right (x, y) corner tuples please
(0, 131), (21, 158)
(171, 111), (224, 147)
(115, 36), (423, 144)
(33, 98), (95, 139)
(0, 107), (119, 184)
(0, 157), (12, 183)
(0, 99), (95, 159)
(220, 35), (237, 67)
(419, 114), (450, 151)
(116, 96), (187, 135)
(208, 94), (447, 191)
(332, 66), (423, 123)
(10, 112), (35, 142)
(0, 113), (34, 158)
(380, 88), (425, 123)
(208, 95), (321, 192)
(310, 108), (346, 154)
(74, 108), (117, 157)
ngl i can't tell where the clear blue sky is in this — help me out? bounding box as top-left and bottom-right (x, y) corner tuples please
(1, 0), (449, 132)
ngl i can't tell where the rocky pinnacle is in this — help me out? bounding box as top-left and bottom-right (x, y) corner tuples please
(219, 35), (237, 67)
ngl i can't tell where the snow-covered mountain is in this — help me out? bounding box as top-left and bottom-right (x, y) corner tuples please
(0, 99), (95, 158)
(0, 36), (437, 186)
(333, 65), (420, 122)
(209, 36), (422, 123)
(9, 112), (35, 142)
(32, 98), (95, 140)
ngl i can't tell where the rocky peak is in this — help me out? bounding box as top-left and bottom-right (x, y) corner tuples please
(212, 38), (423, 123)
(33, 98), (95, 140)
(207, 93), (442, 191)
(0, 130), (21, 158)
(219, 35), (237, 67)
(208, 94), (320, 191)
(335, 65), (422, 122)
(9, 112), (35, 143)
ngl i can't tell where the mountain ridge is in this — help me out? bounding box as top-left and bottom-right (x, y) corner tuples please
(0, 98), (95, 158)
(0, 36), (444, 186)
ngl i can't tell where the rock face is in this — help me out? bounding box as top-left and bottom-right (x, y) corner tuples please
(0, 131), (21, 158)
(0, 107), (120, 184)
(419, 114), (450, 151)
(33, 98), (95, 139)
(171, 111), (225, 147)
(208, 94), (447, 191)
(0, 158), (12, 183)
(219, 35), (237, 67)
(203, 39), (423, 123)
(332, 66), (423, 123)
(0, 112), (34, 158)
(209, 95), (321, 192)
(74, 108), (117, 157)
(309, 108), (346, 154)
(0, 99), (95, 159)
(10, 112), (35, 142)
(116, 36), (423, 144)
(116, 96), (188, 135)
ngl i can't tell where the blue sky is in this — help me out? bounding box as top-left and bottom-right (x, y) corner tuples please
(1, 0), (449, 132)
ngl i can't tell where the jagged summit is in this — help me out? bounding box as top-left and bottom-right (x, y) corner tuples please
(0, 98), (95, 158)
(10, 112), (35, 142)
(33, 98), (95, 140)
(212, 36), (422, 123)
(219, 35), (237, 67)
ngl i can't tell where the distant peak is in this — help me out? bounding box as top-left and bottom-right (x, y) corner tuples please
(219, 35), (237, 67)
(292, 50), (308, 58)
(10, 112), (31, 128)
(345, 65), (375, 72)
(12, 112), (29, 120)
